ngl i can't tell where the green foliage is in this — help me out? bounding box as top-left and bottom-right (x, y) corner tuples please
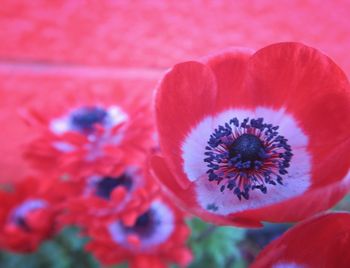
(187, 218), (247, 268)
(0, 219), (249, 268)
(0, 226), (98, 268)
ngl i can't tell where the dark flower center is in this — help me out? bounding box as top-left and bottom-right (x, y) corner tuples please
(14, 217), (31, 232)
(229, 133), (265, 166)
(122, 209), (158, 238)
(71, 106), (107, 132)
(204, 117), (293, 200)
(95, 174), (133, 200)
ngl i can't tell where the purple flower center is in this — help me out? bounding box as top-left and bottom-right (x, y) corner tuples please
(204, 117), (293, 201)
(229, 133), (265, 165)
(108, 201), (174, 249)
(95, 174), (133, 200)
(70, 106), (107, 132)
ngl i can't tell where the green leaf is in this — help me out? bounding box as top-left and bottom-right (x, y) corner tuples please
(0, 226), (99, 268)
(187, 218), (247, 268)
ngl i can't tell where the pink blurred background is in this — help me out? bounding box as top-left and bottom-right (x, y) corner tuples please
(1, 0), (349, 181)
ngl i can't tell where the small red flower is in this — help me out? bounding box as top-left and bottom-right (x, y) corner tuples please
(0, 177), (66, 252)
(63, 163), (159, 226)
(151, 42), (350, 227)
(251, 212), (350, 267)
(22, 87), (154, 178)
(85, 196), (192, 268)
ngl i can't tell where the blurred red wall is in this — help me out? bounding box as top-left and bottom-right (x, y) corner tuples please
(1, 0), (349, 181)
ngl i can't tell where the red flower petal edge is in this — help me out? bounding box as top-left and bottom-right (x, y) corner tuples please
(251, 212), (350, 267)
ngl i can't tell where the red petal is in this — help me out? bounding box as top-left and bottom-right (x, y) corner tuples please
(311, 138), (350, 187)
(169, 248), (193, 267)
(251, 212), (350, 267)
(206, 48), (254, 113)
(132, 256), (167, 268)
(149, 154), (197, 209)
(155, 61), (217, 188)
(111, 187), (127, 203)
(247, 42), (350, 185)
(126, 234), (141, 247)
(121, 211), (139, 227)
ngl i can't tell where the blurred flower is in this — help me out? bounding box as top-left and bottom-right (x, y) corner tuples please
(251, 212), (350, 267)
(85, 196), (192, 268)
(22, 87), (154, 178)
(63, 163), (158, 226)
(151, 42), (350, 227)
(0, 178), (67, 252)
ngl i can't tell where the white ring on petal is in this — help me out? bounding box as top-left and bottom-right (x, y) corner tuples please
(52, 141), (76, 152)
(106, 106), (128, 128)
(182, 117), (213, 181)
(182, 107), (311, 215)
(50, 115), (71, 135)
(344, 169), (350, 182)
(10, 199), (48, 222)
(108, 200), (174, 251)
(256, 107), (308, 148)
(49, 105), (128, 135)
(273, 262), (306, 268)
(49, 105), (128, 158)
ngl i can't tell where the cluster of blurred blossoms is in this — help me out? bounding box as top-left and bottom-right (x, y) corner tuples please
(0, 87), (191, 268)
(1, 42), (350, 268)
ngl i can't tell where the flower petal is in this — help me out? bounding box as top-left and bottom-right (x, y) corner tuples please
(251, 212), (350, 267)
(149, 155), (199, 210)
(205, 48), (254, 112)
(247, 42), (350, 186)
(155, 43), (350, 225)
(156, 61), (217, 187)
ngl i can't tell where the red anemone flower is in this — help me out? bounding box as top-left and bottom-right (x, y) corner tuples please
(0, 177), (66, 252)
(85, 196), (192, 268)
(64, 163), (159, 226)
(151, 42), (350, 227)
(251, 212), (350, 267)
(22, 87), (154, 178)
